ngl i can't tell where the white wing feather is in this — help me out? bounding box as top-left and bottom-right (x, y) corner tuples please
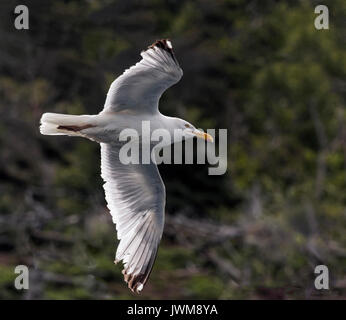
(102, 39), (183, 114)
(100, 143), (165, 293)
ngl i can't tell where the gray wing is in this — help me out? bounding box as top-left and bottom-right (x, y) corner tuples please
(100, 143), (165, 293)
(102, 39), (183, 114)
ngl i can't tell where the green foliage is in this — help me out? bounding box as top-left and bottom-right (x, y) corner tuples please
(0, 265), (16, 299)
(186, 274), (225, 299)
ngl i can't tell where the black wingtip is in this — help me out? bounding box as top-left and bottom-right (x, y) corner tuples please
(146, 39), (177, 63)
(148, 39), (173, 51)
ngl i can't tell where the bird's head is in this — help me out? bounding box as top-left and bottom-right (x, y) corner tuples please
(173, 118), (214, 143)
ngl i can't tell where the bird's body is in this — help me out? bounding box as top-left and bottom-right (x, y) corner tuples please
(40, 39), (212, 293)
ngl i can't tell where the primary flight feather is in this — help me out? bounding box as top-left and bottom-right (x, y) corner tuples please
(40, 39), (213, 293)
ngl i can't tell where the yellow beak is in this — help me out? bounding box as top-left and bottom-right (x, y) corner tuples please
(192, 130), (214, 143)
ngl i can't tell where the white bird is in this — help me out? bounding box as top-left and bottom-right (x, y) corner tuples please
(40, 39), (213, 293)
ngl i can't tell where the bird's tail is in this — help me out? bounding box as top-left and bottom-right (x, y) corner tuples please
(40, 113), (96, 137)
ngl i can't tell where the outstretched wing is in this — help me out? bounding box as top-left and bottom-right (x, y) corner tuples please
(100, 143), (165, 293)
(102, 39), (183, 114)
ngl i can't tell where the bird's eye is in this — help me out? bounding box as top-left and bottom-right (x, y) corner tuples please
(184, 124), (191, 128)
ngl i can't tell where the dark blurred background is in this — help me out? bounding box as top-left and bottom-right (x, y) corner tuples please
(0, 0), (346, 299)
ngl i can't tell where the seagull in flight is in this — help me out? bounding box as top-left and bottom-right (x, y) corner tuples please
(40, 39), (213, 293)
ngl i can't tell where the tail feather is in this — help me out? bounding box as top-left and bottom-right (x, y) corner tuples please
(40, 121), (66, 135)
(40, 113), (95, 136)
